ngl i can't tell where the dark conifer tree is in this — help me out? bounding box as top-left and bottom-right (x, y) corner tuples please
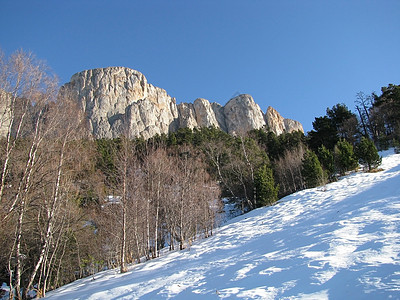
(317, 145), (335, 180)
(308, 116), (338, 151)
(356, 137), (382, 171)
(301, 150), (325, 188)
(254, 164), (279, 207)
(334, 139), (358, 175)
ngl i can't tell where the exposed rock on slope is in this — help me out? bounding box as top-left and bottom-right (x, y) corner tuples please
(224, 94), (265, 135)
(193, 98), (220, 129)
(60, 67), (179, 140)
(264, 106), (303, 136)
(283, 118), (304, 134)
(177, 102), (196, 129)
(265, 106), (286, 136)
(61, 67), (303, 139)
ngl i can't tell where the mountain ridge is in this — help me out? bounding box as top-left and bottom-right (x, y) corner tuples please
(60, 67), (303, 139)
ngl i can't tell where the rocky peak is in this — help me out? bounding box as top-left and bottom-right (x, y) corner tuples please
(265, 106), (286, 135)
(265, 106), (304, 135)
(61, 67), (303, 139)
(223, 94), (265, 135)
(60, 67), (178, 139)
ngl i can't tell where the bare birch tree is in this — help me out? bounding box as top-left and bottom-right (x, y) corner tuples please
(0, 50), (59, 299)
(274, 145), (306, 197)
(23, 91), (87, 297)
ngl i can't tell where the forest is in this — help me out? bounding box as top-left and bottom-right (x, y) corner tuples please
(1, 50), (399, 299)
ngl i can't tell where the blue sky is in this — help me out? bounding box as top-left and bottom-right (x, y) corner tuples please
(1, 0), (399, 132)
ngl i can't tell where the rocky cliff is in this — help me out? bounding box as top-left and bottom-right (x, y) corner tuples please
(61, 67), (303, 139)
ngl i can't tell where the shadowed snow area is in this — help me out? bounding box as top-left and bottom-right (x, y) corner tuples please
(45, 150), (400, 299)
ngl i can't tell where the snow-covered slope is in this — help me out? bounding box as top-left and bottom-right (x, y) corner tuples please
(46, 150), (400, 299)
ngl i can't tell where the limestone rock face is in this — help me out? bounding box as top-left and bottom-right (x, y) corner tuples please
(61, 67), (303, 139)
(283, 118), (304, 133)
(193, 98), (219, 128)
(265, 106), (286, 136)
(223, 94), (266, 135)
(211, 102), (227, 132)
(177, 102), (197, 129)
(60, 67), (178, 139)
(265, 106), (304, 135)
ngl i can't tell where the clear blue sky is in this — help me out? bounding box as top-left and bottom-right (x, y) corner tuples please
(1, 0), (399, 132)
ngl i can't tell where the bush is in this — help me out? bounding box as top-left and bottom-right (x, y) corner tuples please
(356, 137), (382, 171)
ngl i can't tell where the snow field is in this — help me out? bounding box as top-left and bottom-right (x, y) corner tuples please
(45, 150), (400, 299)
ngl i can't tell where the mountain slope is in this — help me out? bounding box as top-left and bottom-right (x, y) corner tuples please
(46, 150), (400, 299)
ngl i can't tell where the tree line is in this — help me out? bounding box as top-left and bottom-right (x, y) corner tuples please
(0, 49), (397, 298)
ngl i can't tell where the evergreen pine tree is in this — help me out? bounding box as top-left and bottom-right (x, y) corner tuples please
(334, 139), (358, 175)
(356, 137), (382, 171)
(301, 150), (325, 188)
(254, 164), (279, 207)
(167, 132), (177, 146)
(317, 145), (335, 179)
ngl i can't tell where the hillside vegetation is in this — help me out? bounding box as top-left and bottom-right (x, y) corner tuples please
(1, 49), (399, 299)
(45, 150), (400, 299)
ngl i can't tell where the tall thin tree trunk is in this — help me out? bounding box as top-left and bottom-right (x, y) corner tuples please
(154, 199), (160, 258)
(240, 137), (256, 207)
(26, 136), (67, 296)
(0, 90), (27, 206)
(14, 199), (25, 300)
(12, 123), (42, 299)
(120, 203), (127, 273)
(120, 148), (128, 273)
(356, 106), (369, 137)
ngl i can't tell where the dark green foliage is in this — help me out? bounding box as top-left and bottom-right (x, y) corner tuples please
(308, 104), (359, 151)
(192, 128), (204, 146)
(175, 127), (194, 145)
(356, 137), (382, 171)
(278, 130), (306, 153)
(95, 138), (122, 187)
(317, 145), (335, 179)
(256, 130), (282, 160)
(370, 84), (400, 144)
(265, 131), (282, 160)
(308, 116), (338, 151)
(167, 132), (177, 146)
(301, 150), (325, 188)
(326, 103), (357, 140)
(250, 128), (305, 161)
(373, 85), (400, 127)
(334, 139), (358, 175)
(254, 164), (279, 207)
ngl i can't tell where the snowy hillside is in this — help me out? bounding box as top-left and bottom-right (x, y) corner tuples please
(45, 150), (400, 299)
